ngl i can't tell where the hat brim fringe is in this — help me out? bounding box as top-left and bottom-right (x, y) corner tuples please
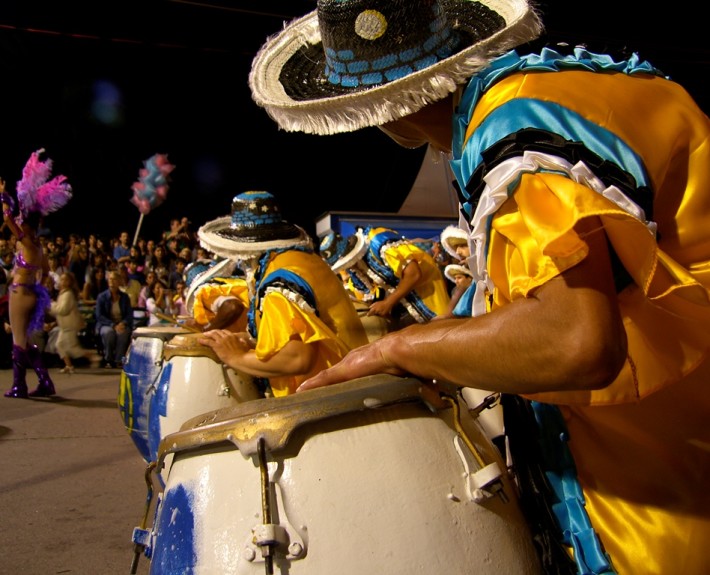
(440, 225), (470, 259)
(445, 264), (474, 282)
(250, 4), (543, 135)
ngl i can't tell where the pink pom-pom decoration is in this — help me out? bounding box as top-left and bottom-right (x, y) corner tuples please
(16, 148), (72, 217)
(130, 153), (175, 215)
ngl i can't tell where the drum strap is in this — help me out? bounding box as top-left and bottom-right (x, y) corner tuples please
(501, 394), (617, 575)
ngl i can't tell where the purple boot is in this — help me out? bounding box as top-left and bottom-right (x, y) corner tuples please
(4, 344), (29, 399)
(27, 344), (56, 398)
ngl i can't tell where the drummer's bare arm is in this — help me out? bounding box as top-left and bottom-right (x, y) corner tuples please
(367, 259), (422, 317)
(298, 219), (627, 395)
(199, 330), (316, 378)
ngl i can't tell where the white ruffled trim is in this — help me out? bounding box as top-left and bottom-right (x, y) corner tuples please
(468, 149), (656, 316)
(261, 286), (315, 315)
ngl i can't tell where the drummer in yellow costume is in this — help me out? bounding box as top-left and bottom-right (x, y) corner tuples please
(320, 227), (450, 327)
(181, 258), (249, 332)
(197, 191), (368, 397)
(248, 1), (710, 573)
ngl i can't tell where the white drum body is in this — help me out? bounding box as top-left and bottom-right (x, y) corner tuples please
(119, 326), (190, 462)
(143, 376), (541, 574)
(147, 333), (262, 481)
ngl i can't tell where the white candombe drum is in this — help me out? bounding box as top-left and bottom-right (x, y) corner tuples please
(119, 326), (191, 462)
(136, 375), (542, 574)
(147, 332), (263, 483)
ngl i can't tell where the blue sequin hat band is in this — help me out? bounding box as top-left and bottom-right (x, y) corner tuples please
(250, 0), (542, 135)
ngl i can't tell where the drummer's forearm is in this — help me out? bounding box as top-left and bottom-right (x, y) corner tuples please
(226, 341), (315, 379)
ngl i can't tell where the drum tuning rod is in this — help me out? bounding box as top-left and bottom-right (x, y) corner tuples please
(130, 461), (158, 574)
(257, 437), (275, 575)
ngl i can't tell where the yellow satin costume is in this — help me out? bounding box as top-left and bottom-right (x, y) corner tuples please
(191, 278), (249, 327)
(253, 249), (369, 397)
(368, 227), (451, 318)
(453, 49), (710, 574)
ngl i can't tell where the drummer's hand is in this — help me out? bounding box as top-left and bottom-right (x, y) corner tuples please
(198, 329), (252, 367)
(296, 336), (406, 392)
(366, 299), (394, 317)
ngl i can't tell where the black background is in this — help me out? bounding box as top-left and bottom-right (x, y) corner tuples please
(1, 0), (707, 242)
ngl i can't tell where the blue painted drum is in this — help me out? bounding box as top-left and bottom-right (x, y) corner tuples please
(118, 326), (189, 462)
(136, 375), (542, 575)
(146, 332), (262, 484)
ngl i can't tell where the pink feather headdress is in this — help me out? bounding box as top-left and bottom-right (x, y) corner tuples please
(16, 148), (72, 217)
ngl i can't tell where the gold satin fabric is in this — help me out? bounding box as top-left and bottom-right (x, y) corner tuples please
(191, 278), (249, 327)
(466, 71), (710, 573)
(372, 229), (451, 316)
(254, 250), (369, 397)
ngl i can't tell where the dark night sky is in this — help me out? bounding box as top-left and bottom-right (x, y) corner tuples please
(0, 1), (708, 243)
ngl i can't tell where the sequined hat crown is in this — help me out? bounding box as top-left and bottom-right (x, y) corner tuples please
(198, 191), (312, 259)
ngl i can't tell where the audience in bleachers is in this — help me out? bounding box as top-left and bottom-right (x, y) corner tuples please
(0, 214), (202, 370)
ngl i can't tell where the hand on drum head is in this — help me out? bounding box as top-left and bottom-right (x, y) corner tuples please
(198, 329), (253, 366)
(297, 332), (408, 392)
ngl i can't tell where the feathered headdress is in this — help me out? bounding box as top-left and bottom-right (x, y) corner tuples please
(16, 148), (72, 217)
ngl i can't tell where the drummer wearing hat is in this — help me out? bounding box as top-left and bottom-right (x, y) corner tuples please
(249, 0), (710, 573)
(197, 191), (368, 397)
(320, 226), (450, 327)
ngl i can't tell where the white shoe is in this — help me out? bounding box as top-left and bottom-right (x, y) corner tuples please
(59, 366), (74, 374)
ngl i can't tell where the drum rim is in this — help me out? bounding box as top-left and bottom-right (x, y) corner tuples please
(155, 375), (447, 462)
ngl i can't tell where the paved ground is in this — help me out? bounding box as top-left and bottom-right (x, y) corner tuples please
(0, 365), (153, 575)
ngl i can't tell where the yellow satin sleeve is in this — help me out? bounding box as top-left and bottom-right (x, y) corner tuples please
(487, 174), (710, 574)
(192, 279), (249, 326)
(464, 67), (710, 575)
(381, 243), (451, 316)
(254, 292), (353, 397)
(488, 172), (710, 405)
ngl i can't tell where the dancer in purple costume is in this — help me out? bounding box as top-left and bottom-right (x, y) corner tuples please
(2, 149), (72, 398)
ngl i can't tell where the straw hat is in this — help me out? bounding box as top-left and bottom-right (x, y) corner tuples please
(319, 228), (369, 273)
(198, 191), (312, 260)
(249, 0), (542, 135)
(444, 263), (474, 282)
(440, 224), (469, 259)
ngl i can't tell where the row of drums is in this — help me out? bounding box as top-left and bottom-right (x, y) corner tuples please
(119, 326), (543, 574)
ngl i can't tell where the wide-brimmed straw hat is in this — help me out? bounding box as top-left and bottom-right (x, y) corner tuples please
(319, 228), (369, 273)
(249, 0), (542, 135)
(444, 263), (474, 282)
(198, 191), (312, 260)
(440, 224), (469, 259)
